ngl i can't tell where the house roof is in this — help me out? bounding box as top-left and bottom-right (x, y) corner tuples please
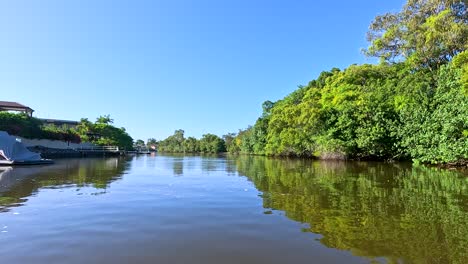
(0, 101), (34, 111)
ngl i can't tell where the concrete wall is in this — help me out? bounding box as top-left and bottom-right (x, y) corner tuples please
(17, 136), (95, 149)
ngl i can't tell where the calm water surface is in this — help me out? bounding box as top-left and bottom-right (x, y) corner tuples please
(0, 155), (466, 264)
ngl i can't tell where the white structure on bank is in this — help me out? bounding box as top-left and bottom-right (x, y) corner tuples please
(0, 131), (42, 163)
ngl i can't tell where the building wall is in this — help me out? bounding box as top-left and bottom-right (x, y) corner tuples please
(17, 136), (95, 149)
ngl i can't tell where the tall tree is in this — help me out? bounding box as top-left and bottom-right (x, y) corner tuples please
(199, 134), (226, 153)
(96, 115), (114, 125)
(365, 0), (467, 70)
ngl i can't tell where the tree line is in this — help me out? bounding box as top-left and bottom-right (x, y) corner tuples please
(144, 129), (226, 154)
(149, 0), (467, 164)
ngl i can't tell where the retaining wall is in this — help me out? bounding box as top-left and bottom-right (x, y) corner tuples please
(17, 137), (95, 150)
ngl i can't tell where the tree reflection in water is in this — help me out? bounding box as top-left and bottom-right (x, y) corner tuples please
(0, 155), (466, 263)
(0, 158), (130, 212)
(234, 156), (467, 264)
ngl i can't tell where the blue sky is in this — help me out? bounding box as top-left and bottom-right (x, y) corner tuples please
(0, 0), (405, 141)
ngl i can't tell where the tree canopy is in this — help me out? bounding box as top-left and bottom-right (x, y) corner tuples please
(365, 0), (467, 70)
(146, 0), (467, 164)
(78, 115), (133, 149)
(224, 0), (467, 164)
(158, 130), (226, 154)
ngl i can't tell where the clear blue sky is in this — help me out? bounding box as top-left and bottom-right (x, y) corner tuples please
(0, 0), (405, 141)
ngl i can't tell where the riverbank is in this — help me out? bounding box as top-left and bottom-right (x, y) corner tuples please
(28, 146), (124, 159)
(436, 160), (468, 169)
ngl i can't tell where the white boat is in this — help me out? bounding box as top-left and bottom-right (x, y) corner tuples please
(0, 131), (54, 166)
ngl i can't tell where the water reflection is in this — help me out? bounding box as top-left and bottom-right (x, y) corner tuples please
(234, 156), (468, 263)
(0, 158), (130, 212)
(172, 158), (184, 175)
(0, 155), (466, 263)
(158, 153), (233, 175)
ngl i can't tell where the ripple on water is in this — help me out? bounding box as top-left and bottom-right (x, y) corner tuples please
(0, 156), (465, 264)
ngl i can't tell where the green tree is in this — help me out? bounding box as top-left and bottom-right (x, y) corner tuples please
(92, 123), (133, 149)
(76, 118), (94, 142)
(398, 60), (468, 163)
(158, 129), (186, 153)
(365, 0), (468, 69)
(183, 137), (200, 153)
(96, 114), (114, 125)
(199, 133), (226, 153)
(223, 133), (239, 153)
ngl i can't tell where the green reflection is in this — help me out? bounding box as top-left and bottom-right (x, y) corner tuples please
(0, 158), (130, 211)
(172, 158), (184, 175)
(159, 153), (229, 175)
(235, 156), (468, 264)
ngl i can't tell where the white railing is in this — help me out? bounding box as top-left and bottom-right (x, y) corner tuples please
(75, 146), (120, 152)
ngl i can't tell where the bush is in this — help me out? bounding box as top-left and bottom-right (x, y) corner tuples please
(0, 112), (81, 143)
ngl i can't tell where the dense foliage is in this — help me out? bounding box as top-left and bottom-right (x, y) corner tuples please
(147, 0), (467, 164)
(158, 130), (226, 154)
(226, 0), (467, 164)
(76, 116), (133, 149)
(0, 112), (81, 143)
(365, 0), (467, 69)
(0, 112), (133, 149)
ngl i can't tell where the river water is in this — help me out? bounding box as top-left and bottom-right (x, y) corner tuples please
(0, 155), (466, 264)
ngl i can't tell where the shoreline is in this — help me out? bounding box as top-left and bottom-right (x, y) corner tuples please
(28, 146), (124, 159)
(157, 152), (468, 170)
(20, 147), (468, 170)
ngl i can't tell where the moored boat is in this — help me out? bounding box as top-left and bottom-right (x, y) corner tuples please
(0, 131), (54, 166)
